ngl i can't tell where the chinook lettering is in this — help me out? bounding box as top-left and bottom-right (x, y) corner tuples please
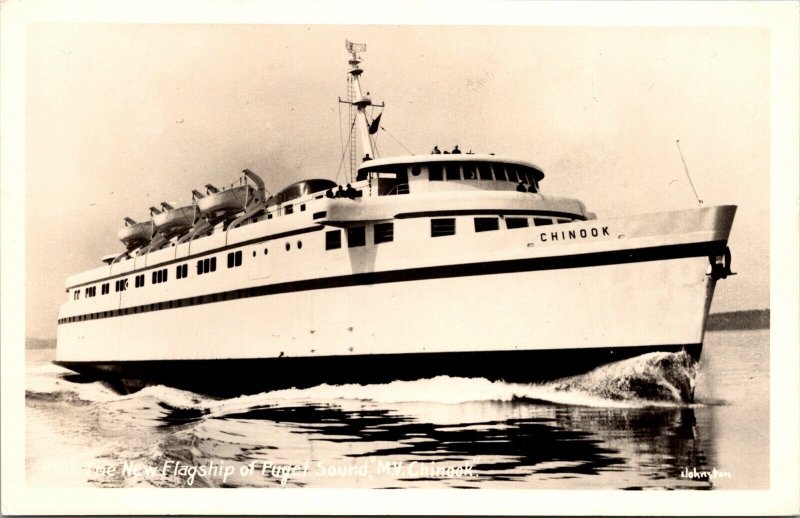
(540, 226), (610, 243)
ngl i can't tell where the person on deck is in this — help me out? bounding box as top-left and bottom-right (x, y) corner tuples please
(516, 181), (527, 193)
(345, 184), (357, 199)
(452, 145), (461, 154)
(335, 186), (345, 198)
(431, 146), (441, 154)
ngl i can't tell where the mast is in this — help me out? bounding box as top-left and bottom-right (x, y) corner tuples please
(343, 40), (380, 181)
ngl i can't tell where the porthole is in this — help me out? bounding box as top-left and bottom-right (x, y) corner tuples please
(264, 248), (269, 255)
(285, 243), (290, 251)
(252, 251), (256, 257)
(411, 165), (421, 176)
(297, 240), (303, 249)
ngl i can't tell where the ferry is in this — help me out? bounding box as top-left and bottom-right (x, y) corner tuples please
(55, 41), (736, 396)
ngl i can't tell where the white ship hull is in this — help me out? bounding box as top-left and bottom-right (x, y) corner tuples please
(56, 204), (734, 393)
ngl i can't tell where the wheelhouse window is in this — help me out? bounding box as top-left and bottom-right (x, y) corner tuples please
(347, 226), (366, 248)
(445, 162), (460, 180)
(506, 217), (529, 229)
(478, 163), (493, 180)
(505, 165), (519, 183)
(474, 217), (499, 233)
(556, 218), (572, 224)
(374, 222), (394, 244)
(431, 218), (456, 237)
(428, 164), (443, 181)
(462, 163), (477, 180)
(533, 217), (553, 226)
(325, 230), (342, 250)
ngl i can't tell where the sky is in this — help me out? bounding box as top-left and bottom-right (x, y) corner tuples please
(23, 22), (772, 339)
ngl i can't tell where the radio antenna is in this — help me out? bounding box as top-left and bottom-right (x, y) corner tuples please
(676, 139), (703, 206)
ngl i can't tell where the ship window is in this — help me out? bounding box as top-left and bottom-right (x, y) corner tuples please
(520, 170), (532, 185)
(285, 204), (294, 215)
(462, 163), (476, 180)
(297, 240), (303, 249)
(428, 164), (443, 181)
(506, 165), (519, 183)
(347, 226), (366, 248)
(74, 291), (79, 300)
(474, 217), (499, 233)
(285, 242), (291, 251)
(176, 264), (188, 279)
(252, 251), (256, 257)
(227, 251), (243, 268)
(445, 162), (460, 180)
(210, 257), (216, 272)
(411, 165), (421, 176)
(197, 260), (203, 275)
(325, 230), (342, 250)
(556, 218), (572, 224)
(431, 218), (456, 237)
(374, 223), (394, 244)
(300, 204), (306, 212)
(478, 163), (492, 180)
(101, 283), (110, 295)
(533, 217), (553, 226)
(494, 165), (507, 182)
(264, 248), (269, 255)
(152, 271), (157, 284)
(506, 217), (529, 229)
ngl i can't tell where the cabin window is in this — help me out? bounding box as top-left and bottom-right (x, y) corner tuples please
(478, 163), (492, 180)
(411, 165), (421, 176)
(506, 217), (529, 229)
(431, 218), (456, 237)
(135, 274), (145, 288)
(347, 226), (366, 248)
(73, 291), (79, 300)
(462, 163), (477, 180)
(227, 250), (243, 268)
(284, 204), (294, 215)
(429, 164), (443, 181)
(494, 164), (508, 182)
(533, 217), (553, 226)
(152, 269), (168, 284)
(101, 283), (110, 295)
(505, 165), (519, 183)
(474, 217), (499, 233)
(197, 257), (216, 275)
(176, 264), (188, 279)
(114, 279), (128, 292)
(445, 162), (460, 181)
(374, 223), (394, 244)
(326, 230), (342, 250)
(300, 204), (306, 212)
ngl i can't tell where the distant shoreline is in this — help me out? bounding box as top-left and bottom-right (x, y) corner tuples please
(25, 309), (770, 349)
(705, 309), (770, 331)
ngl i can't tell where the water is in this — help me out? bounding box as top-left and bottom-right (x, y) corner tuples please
(25, 330), (768, 489)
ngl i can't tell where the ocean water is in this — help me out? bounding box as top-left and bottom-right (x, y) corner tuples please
(25, 330), (769, 489)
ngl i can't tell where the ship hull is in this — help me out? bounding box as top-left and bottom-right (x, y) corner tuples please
(56, 343), (701, 397)
(56, 205), (735, 396)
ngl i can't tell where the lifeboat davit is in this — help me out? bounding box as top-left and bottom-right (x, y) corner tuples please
(117, 217), (153, 250)
(152, 202), (195, 236)
(197, 184), (251, 219)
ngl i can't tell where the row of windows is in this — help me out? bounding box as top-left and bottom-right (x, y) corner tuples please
(70, 215), (576, 300)
(432, 216), (575, 237)
(324, 222), (396, 251)
(152, 268), (168, 284)
(197, 257), (218, 275)
(227, 251), (243, 268)
(423, 162), (539, 190)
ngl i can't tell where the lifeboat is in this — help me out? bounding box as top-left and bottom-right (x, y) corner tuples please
(117, 217), (153, 250)
(197, 184), (252, 219)
(152, 202), (195, 236)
